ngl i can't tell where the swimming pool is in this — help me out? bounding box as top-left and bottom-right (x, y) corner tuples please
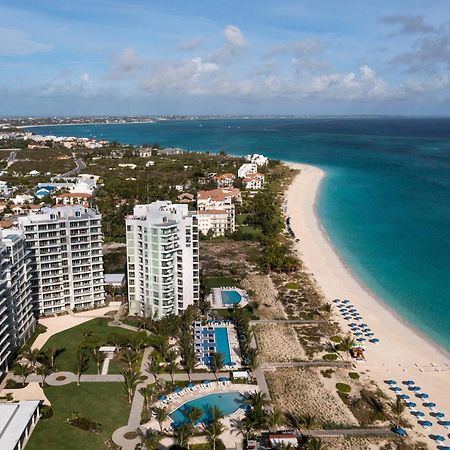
(214, 327), (232, 365)
(221, 289), (242, 305)
(170, 392), (244, 426)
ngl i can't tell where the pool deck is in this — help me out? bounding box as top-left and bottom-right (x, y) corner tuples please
(209, 287), (249, 309)
(143, 382), (259, 448)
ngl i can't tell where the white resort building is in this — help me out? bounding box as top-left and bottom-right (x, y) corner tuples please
(17, 206), (105, 315)
(245, 153), (269, 166)
(237, 163), (258, 178)
(126, 201), (199, 318)
(242, 172), (265, 190)
(197, 188), (241, 237)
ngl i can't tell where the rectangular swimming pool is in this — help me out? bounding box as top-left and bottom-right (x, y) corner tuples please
(214, 327), (232, 365)
(221, 289), (242, 305)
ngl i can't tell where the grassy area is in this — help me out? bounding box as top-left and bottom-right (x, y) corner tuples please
(27, 383), (130, 450)
(42, 318), (138, 374)
(204, 276), (239, 290)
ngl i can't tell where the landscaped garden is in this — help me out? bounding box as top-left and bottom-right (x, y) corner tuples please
(26, 383), (131, 450)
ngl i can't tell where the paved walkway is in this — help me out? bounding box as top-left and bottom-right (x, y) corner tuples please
(261, 360), (351, 369)
(13, 372), (124, 386)
(306, 428), (395, 437)
(250, 319), (326, 325)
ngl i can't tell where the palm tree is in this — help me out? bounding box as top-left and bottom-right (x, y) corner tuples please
(185, 406), (203, 427)
(166, 349), (179, 384)
(390, 396), (406, 428)
(173, 423), (193, 448)
(46, 345), (59, 368)
(247, 347), (261, 374)
(325, 341), (343, 360)
(91, 348), (106, 374)
(210, 352), (225, 380)
(321, 303), (333, 315)
(139, 385), (156, 412)
(231, 416), (255, 441)
(366, 395), (385, 421)
(297, 414), (319, 431)
(20, 348), (40, 369)
(121, 369), (143, 403)
(305, 437), (328, 450)
(244, 391), (270, 411)
(337, 335), (355, 361)
(146, 357), (160, 382)
(82, 328), (93, 339)
(267, 409), (284, 431)
(36, 364), (51, 386)
(203, 406), (225, 450)
(153, 406), (169, 431)
(120, 348), (138, 370)
(74, 351), (90, 386)
(137, 427), (161, 450)
(182, 348), (196, 382)
(13, 363), (33, 385)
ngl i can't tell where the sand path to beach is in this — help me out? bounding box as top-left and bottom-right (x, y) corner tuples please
(286, 163), (450, 441)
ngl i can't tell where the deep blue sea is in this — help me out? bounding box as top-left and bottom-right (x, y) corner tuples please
(28, 118), (450, 352)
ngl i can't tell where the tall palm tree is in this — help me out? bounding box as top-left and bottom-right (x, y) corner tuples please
(267, 409), (284, 431)
(337, 336), (355, 361)
(203, 406), (225, 450)
(13, 363), (33, 385)
(136, 427), (161, 450)
(20, 348), (41, 369)
(231, 416), (255, 441)
(120, 348), (138, 370)
(121, 369), (143, 403)
(210, 352), (225, 380)
(153, 406), (169, 431)
(36, 364), (51, 386)
(46, 345), (60, 368)
(305, 437), (328, 450)
(297, 414), (319, 431)
(173, 423), (193, 448)
(321, 303), (333, 315)
(91, 348), (106, 374)
(166, 349), (179, 384)
(146, 357), (160, 382)
(390, 396), (406, 428)
(325, 341), (343, 360)
(139, 385), (156, 412)
(186, 406), (203, 427)
(74, 351), (90, 386)
(182, 348), (196, 382)
(247, 347), (261, 374)
(244, 391), (270, 411)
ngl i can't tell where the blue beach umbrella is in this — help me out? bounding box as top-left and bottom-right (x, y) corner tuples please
(403, 380), (415, 385)
(349, 323), (357, 327)
(333, 299), (340, 303)
(158, 395), (168, 401)
(354, 316), (362, 320)
(413, 411), (425, 417)
(344, 316), (352, 320)
(218, 377), (229, 382)
(366, 332), (374, 337)
(392, 427), (408, 436)
(360, 323), (368, 327)
(440, 420), (450, 427)
(399, 394), (410, 400)
(433, 435), (446, 442)
(370, 338), (380, 343)
(187, 383), (195, 388)
(417, 393), (429, 399)
(391, 386), (402, 392)
(386, 379), (397, 385)
(409, 386), (420, 391)
(357, 338), (366, 342)
(202, 379), (211, 384)
(424, 402), (436, 409)
(354, 332), (363, 336)
(174, 387), (183, 394)
(433, 412), (445, 418)
(419, 420), (432, 427)
(406, 402), (417, 408)
(343, 299), (350, 303)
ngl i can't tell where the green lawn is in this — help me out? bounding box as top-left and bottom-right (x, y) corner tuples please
(27, 383), (130, 450)
(42, 318), (139, 374)
(204, 276), (239, 290)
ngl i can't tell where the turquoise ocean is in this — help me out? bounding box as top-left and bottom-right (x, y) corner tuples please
(27, 118), (450, 352)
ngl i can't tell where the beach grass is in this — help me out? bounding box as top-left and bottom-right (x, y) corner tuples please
(204, 276), (240, 290)
(26, 383), (130, 450)
(41, 318), (138, 373)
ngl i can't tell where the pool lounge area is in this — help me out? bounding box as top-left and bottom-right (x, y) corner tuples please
(210, 287), (249, 309)
(194, 321), (241, 368)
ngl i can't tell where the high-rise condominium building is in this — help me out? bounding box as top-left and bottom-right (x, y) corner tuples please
(17, 206), (105, 315)
(126, 201), (199, 318)
(0, 230), (35, 379)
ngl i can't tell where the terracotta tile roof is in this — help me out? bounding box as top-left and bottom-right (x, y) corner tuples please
(55, 192), (92, 198)
(197, 188), (241, 201)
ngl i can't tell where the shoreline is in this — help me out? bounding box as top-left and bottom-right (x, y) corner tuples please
(285, 162), (450, 435)
(18, 121), (157, 129)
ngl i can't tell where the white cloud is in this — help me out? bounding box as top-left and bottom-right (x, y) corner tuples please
(223, 25), (248, 48)
(209, 25), (248, 63)
(81, 72), (90, 82)
(107, 47), (143, 80)
(175, 37), (203, 52)
(0, 27), (53, 56)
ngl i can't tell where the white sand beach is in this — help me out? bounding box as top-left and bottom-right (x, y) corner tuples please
(286, 163), (450, 439)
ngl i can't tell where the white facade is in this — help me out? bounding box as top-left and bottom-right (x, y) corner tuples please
(0, 243), (11, 378)
(126, 201), (199, 318)
(246, 153), (268, 166)
(243, 173), (265, 190)
(17, 206), (105, 315)
(0, 181), (9, 197)
(197, 210), (230, 236)
(238, 163), (258, 178)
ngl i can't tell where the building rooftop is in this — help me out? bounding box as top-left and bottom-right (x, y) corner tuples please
(197, 188), (241, 202)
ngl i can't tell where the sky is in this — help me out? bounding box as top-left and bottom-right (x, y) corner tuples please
(1, 0), (450, 116)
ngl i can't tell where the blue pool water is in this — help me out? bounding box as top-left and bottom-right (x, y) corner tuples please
(26, 119), (450, 351)
(221, 289), (242, 305)
(170, 392), (244, 426)
(214, 327), (232, 365)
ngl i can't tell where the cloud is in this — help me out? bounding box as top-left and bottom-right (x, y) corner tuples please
(389, 24), (450, 73)
(107, 47), (143, 80)
(81, 72), (90, 82)
(209, 25), (248, 63)
(268, 38), (322, 57)
(379, 14), (435, 35)
(175, 37), (203, 52)
(0, 27), (53, 56)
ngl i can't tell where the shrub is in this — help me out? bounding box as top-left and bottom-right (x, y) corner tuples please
(336, 383), (351, 394)
(5, 379), (23, 389)
(320, 369), (334, 378)
(40, 405), (53, 420)
(66, 412), (102, 433)
(349, 372), (360, 380)
(285, 282), (301, 289)
(330, 335), (342, 343)
(322, 353), (338, 361)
